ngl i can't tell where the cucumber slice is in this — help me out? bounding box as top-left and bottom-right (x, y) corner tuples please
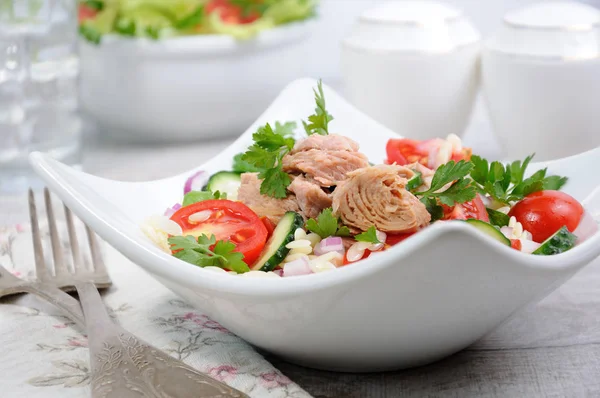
(252, 212), (304, 271)
(532, 226), (577, 255)
(464, 219), (511, 246)
(203, 171), (242, 200)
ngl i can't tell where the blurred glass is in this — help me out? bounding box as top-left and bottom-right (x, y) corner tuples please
(0, 0), (81, 194)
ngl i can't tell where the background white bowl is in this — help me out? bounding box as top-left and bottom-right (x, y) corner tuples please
(31, 79), (600, 372)
(79, 21), (314, 142)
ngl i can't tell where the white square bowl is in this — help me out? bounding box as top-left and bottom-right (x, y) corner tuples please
(30, 78), (600, 372)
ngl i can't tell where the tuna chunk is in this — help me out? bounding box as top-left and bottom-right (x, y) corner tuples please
(288, 175), (332, 219)
(291, 133), (360, 154)
(237, 173), (300, 224)
(283, 150), (369, 187)
(331, 165), (431, 233)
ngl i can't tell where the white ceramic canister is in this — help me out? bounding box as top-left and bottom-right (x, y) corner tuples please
(482, 1), (600, 161)
(341, 1), (481, 140)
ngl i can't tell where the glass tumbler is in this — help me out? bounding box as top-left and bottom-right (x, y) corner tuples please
(0, 0), (82, 194)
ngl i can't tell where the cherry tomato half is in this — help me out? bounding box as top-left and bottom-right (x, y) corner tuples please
(78, 4), (98, 22)
(508, 190), (583, 243)
(510, 239), (522, 251)
(261, 216), (275, 239)
(170, 199), (268, 265)
(386, 138), (471, 167)
(442, 194), (489, 222)
(206, 0), (260, 24)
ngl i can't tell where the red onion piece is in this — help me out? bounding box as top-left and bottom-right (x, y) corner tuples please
(272, 269), (284, 277)
(163, 203), (182, 218)
(314, 236), (344, 256)
(183, 171), (205, 194)
(574, 210), (599, 244)
(283, 257), (312, 277)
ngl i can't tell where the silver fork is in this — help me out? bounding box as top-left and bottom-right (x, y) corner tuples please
(0, 189), (248, 398)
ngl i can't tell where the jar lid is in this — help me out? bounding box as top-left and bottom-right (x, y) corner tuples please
(486, 1), (600, 60)
(343, 1), (480, 54)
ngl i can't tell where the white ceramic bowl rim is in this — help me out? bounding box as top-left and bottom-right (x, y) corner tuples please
(87, 19), (314, 57)
(29, 79), (600, 298)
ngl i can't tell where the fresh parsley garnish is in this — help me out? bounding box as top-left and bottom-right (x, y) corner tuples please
(240, 123), (296, 198)
(232, 153), (261, 173)
(302, 80), (333, 136)
(168, 234), (249, 273)
(421, 197), (444, 222)
(486, 208), (510, 227)
(413, 160), (476, 207)
(305, 208), (351, 239)
(115, 18), (136, 36)
(182, 190), (226, 207)
(355, 226), (380, 244)
(470, 154), (567, 204)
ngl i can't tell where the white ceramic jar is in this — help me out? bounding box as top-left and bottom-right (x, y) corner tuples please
(482, 2), (600, 161)
(341, 1), (481, 140)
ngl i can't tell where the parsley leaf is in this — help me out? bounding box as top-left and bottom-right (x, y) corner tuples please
(273, 121), (297, 137)
(79, 24), (102, 44)
(182, 190), (226, 207)
(232, 153), (261, 173)
(413, 160), (476, 207)
(472, 153), (568, 204)
(240, 122), (296, 198)
(355, 226), (380, 244)
(305, 208), (351, 238)
(168, 234), (250, 273)
(82, 0), (104, 11)
(303, 80), (333, 136)
(487, 208), (510, 227)
(421, 197), (444, 222)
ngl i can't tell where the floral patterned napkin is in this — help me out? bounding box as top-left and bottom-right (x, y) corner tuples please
(0, 220), (311, 398)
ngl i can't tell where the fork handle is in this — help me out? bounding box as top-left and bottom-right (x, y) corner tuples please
(23, 283), (85, 329)
(75, 282), (116, 343)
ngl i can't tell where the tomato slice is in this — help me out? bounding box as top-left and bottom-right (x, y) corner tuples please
(510, 239), (522, 251)
(442, 194), (489, 222)
(206, 0), (260, 24)
(385, 233), (415, 246)
(386, 138), (471, 168)
(508, 190), (584, 243)
(261, 216), (275, 239)
(170, 200), (268, 266)
(78, 4), (98, 22)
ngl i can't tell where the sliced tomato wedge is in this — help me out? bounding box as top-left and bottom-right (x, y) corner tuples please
(170, 199), (268, 265)
(442, 194), (489, 222)
(206, 0), (260, 24)
(386, 138), (471, 168)
(261, 216), (275, 239)
(385, 233), (415, 246)
(510, 239), (522, 251)
(78, 4), (98, 22)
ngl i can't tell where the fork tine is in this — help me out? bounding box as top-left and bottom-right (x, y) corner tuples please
(28, 189), (49, 282)
(63, 205), (82, 274)
(85, 224), (108, 276)
(44, 188), (68, 276)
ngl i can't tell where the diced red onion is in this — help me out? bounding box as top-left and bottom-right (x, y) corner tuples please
(314, 236), (344, 256)
(272, 269), (284, 277)
(163, 203), (181, 218)
(520, 239), (541, 254)
(574, 210), (598, 244)
(184, 170), (205, 194)
(500, 226), (513, 239)
(283, 257), (312, 277)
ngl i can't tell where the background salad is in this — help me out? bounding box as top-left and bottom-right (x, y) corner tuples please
(78, 0), (316, 44)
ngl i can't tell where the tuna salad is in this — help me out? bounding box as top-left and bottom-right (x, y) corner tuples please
(142, 81), (598, 278)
